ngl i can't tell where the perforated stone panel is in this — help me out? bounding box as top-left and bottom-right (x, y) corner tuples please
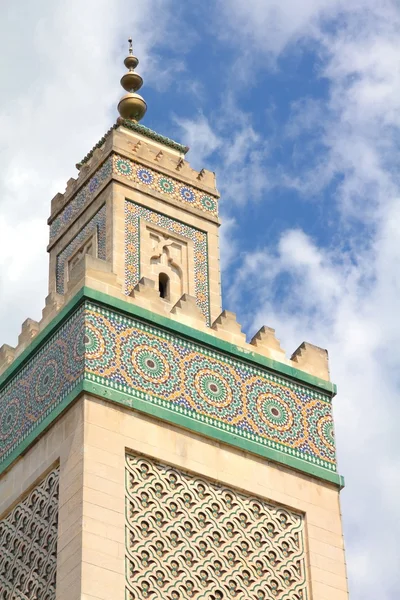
(125, 453), (308, 600)
(0, 466), (59, 600)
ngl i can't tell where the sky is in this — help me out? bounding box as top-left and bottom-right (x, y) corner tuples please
(0, 1), (399, 597)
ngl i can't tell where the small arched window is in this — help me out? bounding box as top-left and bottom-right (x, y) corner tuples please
(158, 273), (170, 300)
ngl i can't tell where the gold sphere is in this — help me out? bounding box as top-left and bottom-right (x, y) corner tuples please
(120, 72), (143, 92)
(124, 55), (138, 70)
(118, 93), (147, 122)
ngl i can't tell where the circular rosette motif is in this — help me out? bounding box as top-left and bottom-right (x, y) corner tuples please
(137, 168), (154, 185)
(200, 195), (216, 212)
(183, 353), (243, 422)
(256, 393), (294, 432)
(115, 158), (133, 177)
(246, 378), (304, 446)
(84, 315), (117, 377)
(84, 322), (106, 360)
(180, 187), (195, 203)
(317, 415), (335, 452)
(32, 355), (63, 411)
(131, 345), (170, 384)
(121, 333), (181, 398)
(67, 317), (86, 364)
(307, 403), (336, 462)
(158, 177), (175, 194)
(194, 369), (233, 408)
(0, 396), (22, 445)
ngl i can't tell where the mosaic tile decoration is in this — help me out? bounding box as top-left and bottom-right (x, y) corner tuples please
(0, 466), (59, 599)
(125, 200), (210, 325)
(0, 307), (85, 466)
(49, 156), (112, 243)
(0, 299), (336, 478)
(56, 205), (107, 294)
(125, 453), (308, 600)
(49, 152), (218, 245)
(114, 154), (218, 217)
(0, 466), (59, 600)
(85, 303), (336, 471)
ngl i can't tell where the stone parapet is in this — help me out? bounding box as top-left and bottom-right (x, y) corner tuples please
(47, 125), (220, 249)
(0, 284), (340, 486)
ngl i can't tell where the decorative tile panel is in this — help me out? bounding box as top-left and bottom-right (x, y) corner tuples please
(125, 200), (210, 324)
(50, 156), (112, 242)
(0, 466), (59, 600)
(114, 154), (218, 217)
(0, 307), (85, 466)
(85, 303), (336, 471)
(49, 151), (218, 244)
(0, 297), (337, 479)
(56, 205), (107, 294)
(125, 453), (308, 600)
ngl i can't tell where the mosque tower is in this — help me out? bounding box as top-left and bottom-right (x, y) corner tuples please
(0, 41), (349, 600)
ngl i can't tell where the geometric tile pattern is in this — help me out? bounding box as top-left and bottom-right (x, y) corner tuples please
(125, 200), (210, 324)
(0, 299), (336, 477)
(114, 154), (218, 217)
(86, 303), (337, 471)
(0, 466), (59, 600)
(0, 306), (85, 467)
(125, 453), (308, 600)
(49, 156), (112, 243)
(55, 205), (107, 294)
(49, 152), (218, 244)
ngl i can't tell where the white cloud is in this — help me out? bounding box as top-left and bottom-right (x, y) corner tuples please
(0, 0), (175, 346)
(175, 103), (272, 209)
(219, 0), (400, 597)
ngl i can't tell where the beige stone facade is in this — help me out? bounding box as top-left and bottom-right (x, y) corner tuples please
(0, 395), (348, 599)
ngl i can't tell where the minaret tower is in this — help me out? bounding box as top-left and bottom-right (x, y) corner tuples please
(0, 42), (349, 600)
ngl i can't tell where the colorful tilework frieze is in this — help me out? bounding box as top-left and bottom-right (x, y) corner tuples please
(0, 298), (337, 478)
(49, 156), (112, 243)
(49, 152), (218, 245)
(114, 154), (218, 217)
(85, 303), (336, 471)
(0, 307), (85, 467)
(125, 200), (210, 324)
(56, 205), (107, 294)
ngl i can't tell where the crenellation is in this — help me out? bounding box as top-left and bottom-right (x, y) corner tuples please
(17, 318), (40, 351)
(251, 325), (287, 362)
(170, 293), (207, 328)
(212, 309), (247, 345)
(0, 344), (15, 376)
(129, 276), (165, 313)
(65, 177), (78, 197)
(49, 192), (65, 218)
(41, 292), (65, 327)
(291, 341), (331, 381)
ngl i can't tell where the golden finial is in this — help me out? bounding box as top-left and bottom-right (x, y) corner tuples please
(118, 38), (147, 122)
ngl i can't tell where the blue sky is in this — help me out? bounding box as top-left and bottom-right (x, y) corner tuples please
(1, 1), (400, 598)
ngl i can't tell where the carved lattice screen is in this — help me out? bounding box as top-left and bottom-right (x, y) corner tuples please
(0, 466), (59, 600)
(125, 454), (308, 600)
